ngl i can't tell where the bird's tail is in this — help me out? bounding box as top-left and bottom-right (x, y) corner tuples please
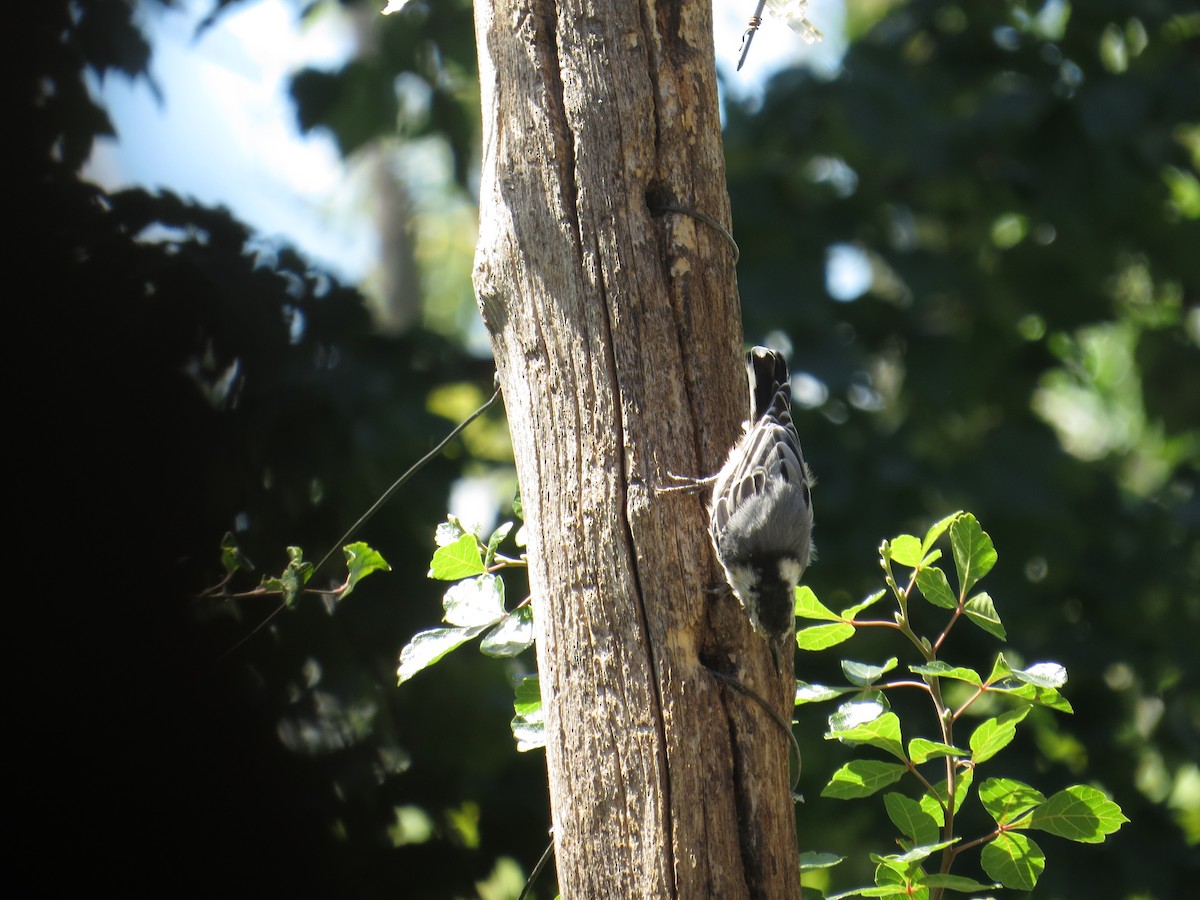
(746, 346), (792, 424)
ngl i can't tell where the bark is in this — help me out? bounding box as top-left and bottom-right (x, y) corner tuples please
(472, 1), (801, 896)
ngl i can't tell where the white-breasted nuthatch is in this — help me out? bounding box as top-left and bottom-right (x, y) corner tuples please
(709, 347), (814, 669)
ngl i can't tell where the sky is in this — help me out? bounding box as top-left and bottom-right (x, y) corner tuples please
(85, 0), (849, 287)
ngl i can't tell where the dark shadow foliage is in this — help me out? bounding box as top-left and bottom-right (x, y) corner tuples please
(16, 3), (545, 897)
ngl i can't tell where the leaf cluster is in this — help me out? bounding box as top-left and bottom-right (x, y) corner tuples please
(794, 513), (1127, 897)
(397, 512), (534, 696)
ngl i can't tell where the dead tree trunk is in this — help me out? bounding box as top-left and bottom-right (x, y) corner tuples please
(472, 1), (801, 896)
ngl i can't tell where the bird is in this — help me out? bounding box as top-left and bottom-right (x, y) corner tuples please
(708, 347), (814, 670)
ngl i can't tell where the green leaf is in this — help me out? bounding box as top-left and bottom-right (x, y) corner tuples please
(512, 673), (541, 715)
(842, 658), (898, 687)
(1029, 785), (1129, 842)
(442, 574), (506, 627)
(991, 681), (1074, 713)
(428, 533), (485, 580)
(828, 699), (886, 732)
(978, 777), (1046, 827)
(980, 831), (1045, 891)
(434, 518), (468, 547)
(219, 532), (253, 575)
(914, 566), (958, 610)
(964, 591), (1005, 639)
(921, 874), (998, 891)
(920, 768), (975, 823)
(340, 542), (391, 600)
(821, 760), (908, 799)
(885, 535), (923, 567)
(1013, 661), (1068, 688)
(949, 513), (996, 596)
(985, 653), (1014, 685)
(828, 711), (906, 761)
(841, 589), (888, 620)
(884, 792), (940, 846)
(921, 511), (962, 556)
(797, 622), (856, 650)
(794, 585), (843, 621)
(908, 738), (966, 765)
(483, 521), (513, 567)
(510, 674), (544, 751)
(909, 661), (983, 687)
(871, 838), (957, 868)
(267, 547), (314, 608)
(827, 886), (912, 899)
(795, 681), (856, 705)
(397, 624), (489, 684)
(969, 707), (1030, 764)
(480, 605), (534, 657)
(799, 851), (845, 871)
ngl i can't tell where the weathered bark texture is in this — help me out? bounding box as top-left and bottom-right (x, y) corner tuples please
(472, 1), (801, 897)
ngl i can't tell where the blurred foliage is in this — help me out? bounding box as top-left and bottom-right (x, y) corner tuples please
(18, 0), (1197, 898)
(288, 0), (479, 181)
(18, 2), (536, 898)
(723, 1), (1198, 896)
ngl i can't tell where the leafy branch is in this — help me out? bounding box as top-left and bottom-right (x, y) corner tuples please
(796, 512), (1127, 898)
(396, 511), (535, 694)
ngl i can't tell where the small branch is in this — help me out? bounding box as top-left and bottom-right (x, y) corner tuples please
(951, 685), (986, 722)
(879, 680), (934, 694)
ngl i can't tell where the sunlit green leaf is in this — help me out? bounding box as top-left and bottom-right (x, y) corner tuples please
(341, 541), (390, 600)
(991, 681), (1074, 713)
(821, 760), (907, 799)
(266, 547), (314, 608)
(828, 699), (886, 732)
(949, 513), (996, 596)
(978, 777), (1046, 827)
(1029, 785), (1129, 842)
(871, 838), (956, 869)
(480, 605), (534, 657)
(964, 592), (1006, 639)
(909, 661), (982, 687)
(981, 831), (1044, 890)
(428, 532), (485, 580)
(484, 520), (513, 566)
(915, 566), (958, 609)
(397, 624), (489, 684)
(908, 738), (965, 764)
(434, 518), (468, 547)
(795, 681), (855, 704)
(799, 850), (845, 870)
(842, 657), (898, 687)
(920, 768), (975, 823)
(795, 585), (843, 621)
(921, 511), (963, 555)
(922, 873), (998, 891)
(510, 674), (544, 751)
(985, 653), (1014, 685)
(885, 534), (923, 567)
(969, 707), (1030, 764)
(841, 589), (888, 620)
(828, 711), (906, 761)
(826, 885), (912, 899)
(442, 574), (505, 627)
(797, 622), (856, 650)
(512, 673), (541, 715)
(1013, 661), (1068, 688)
(884, 792), (940, 846)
